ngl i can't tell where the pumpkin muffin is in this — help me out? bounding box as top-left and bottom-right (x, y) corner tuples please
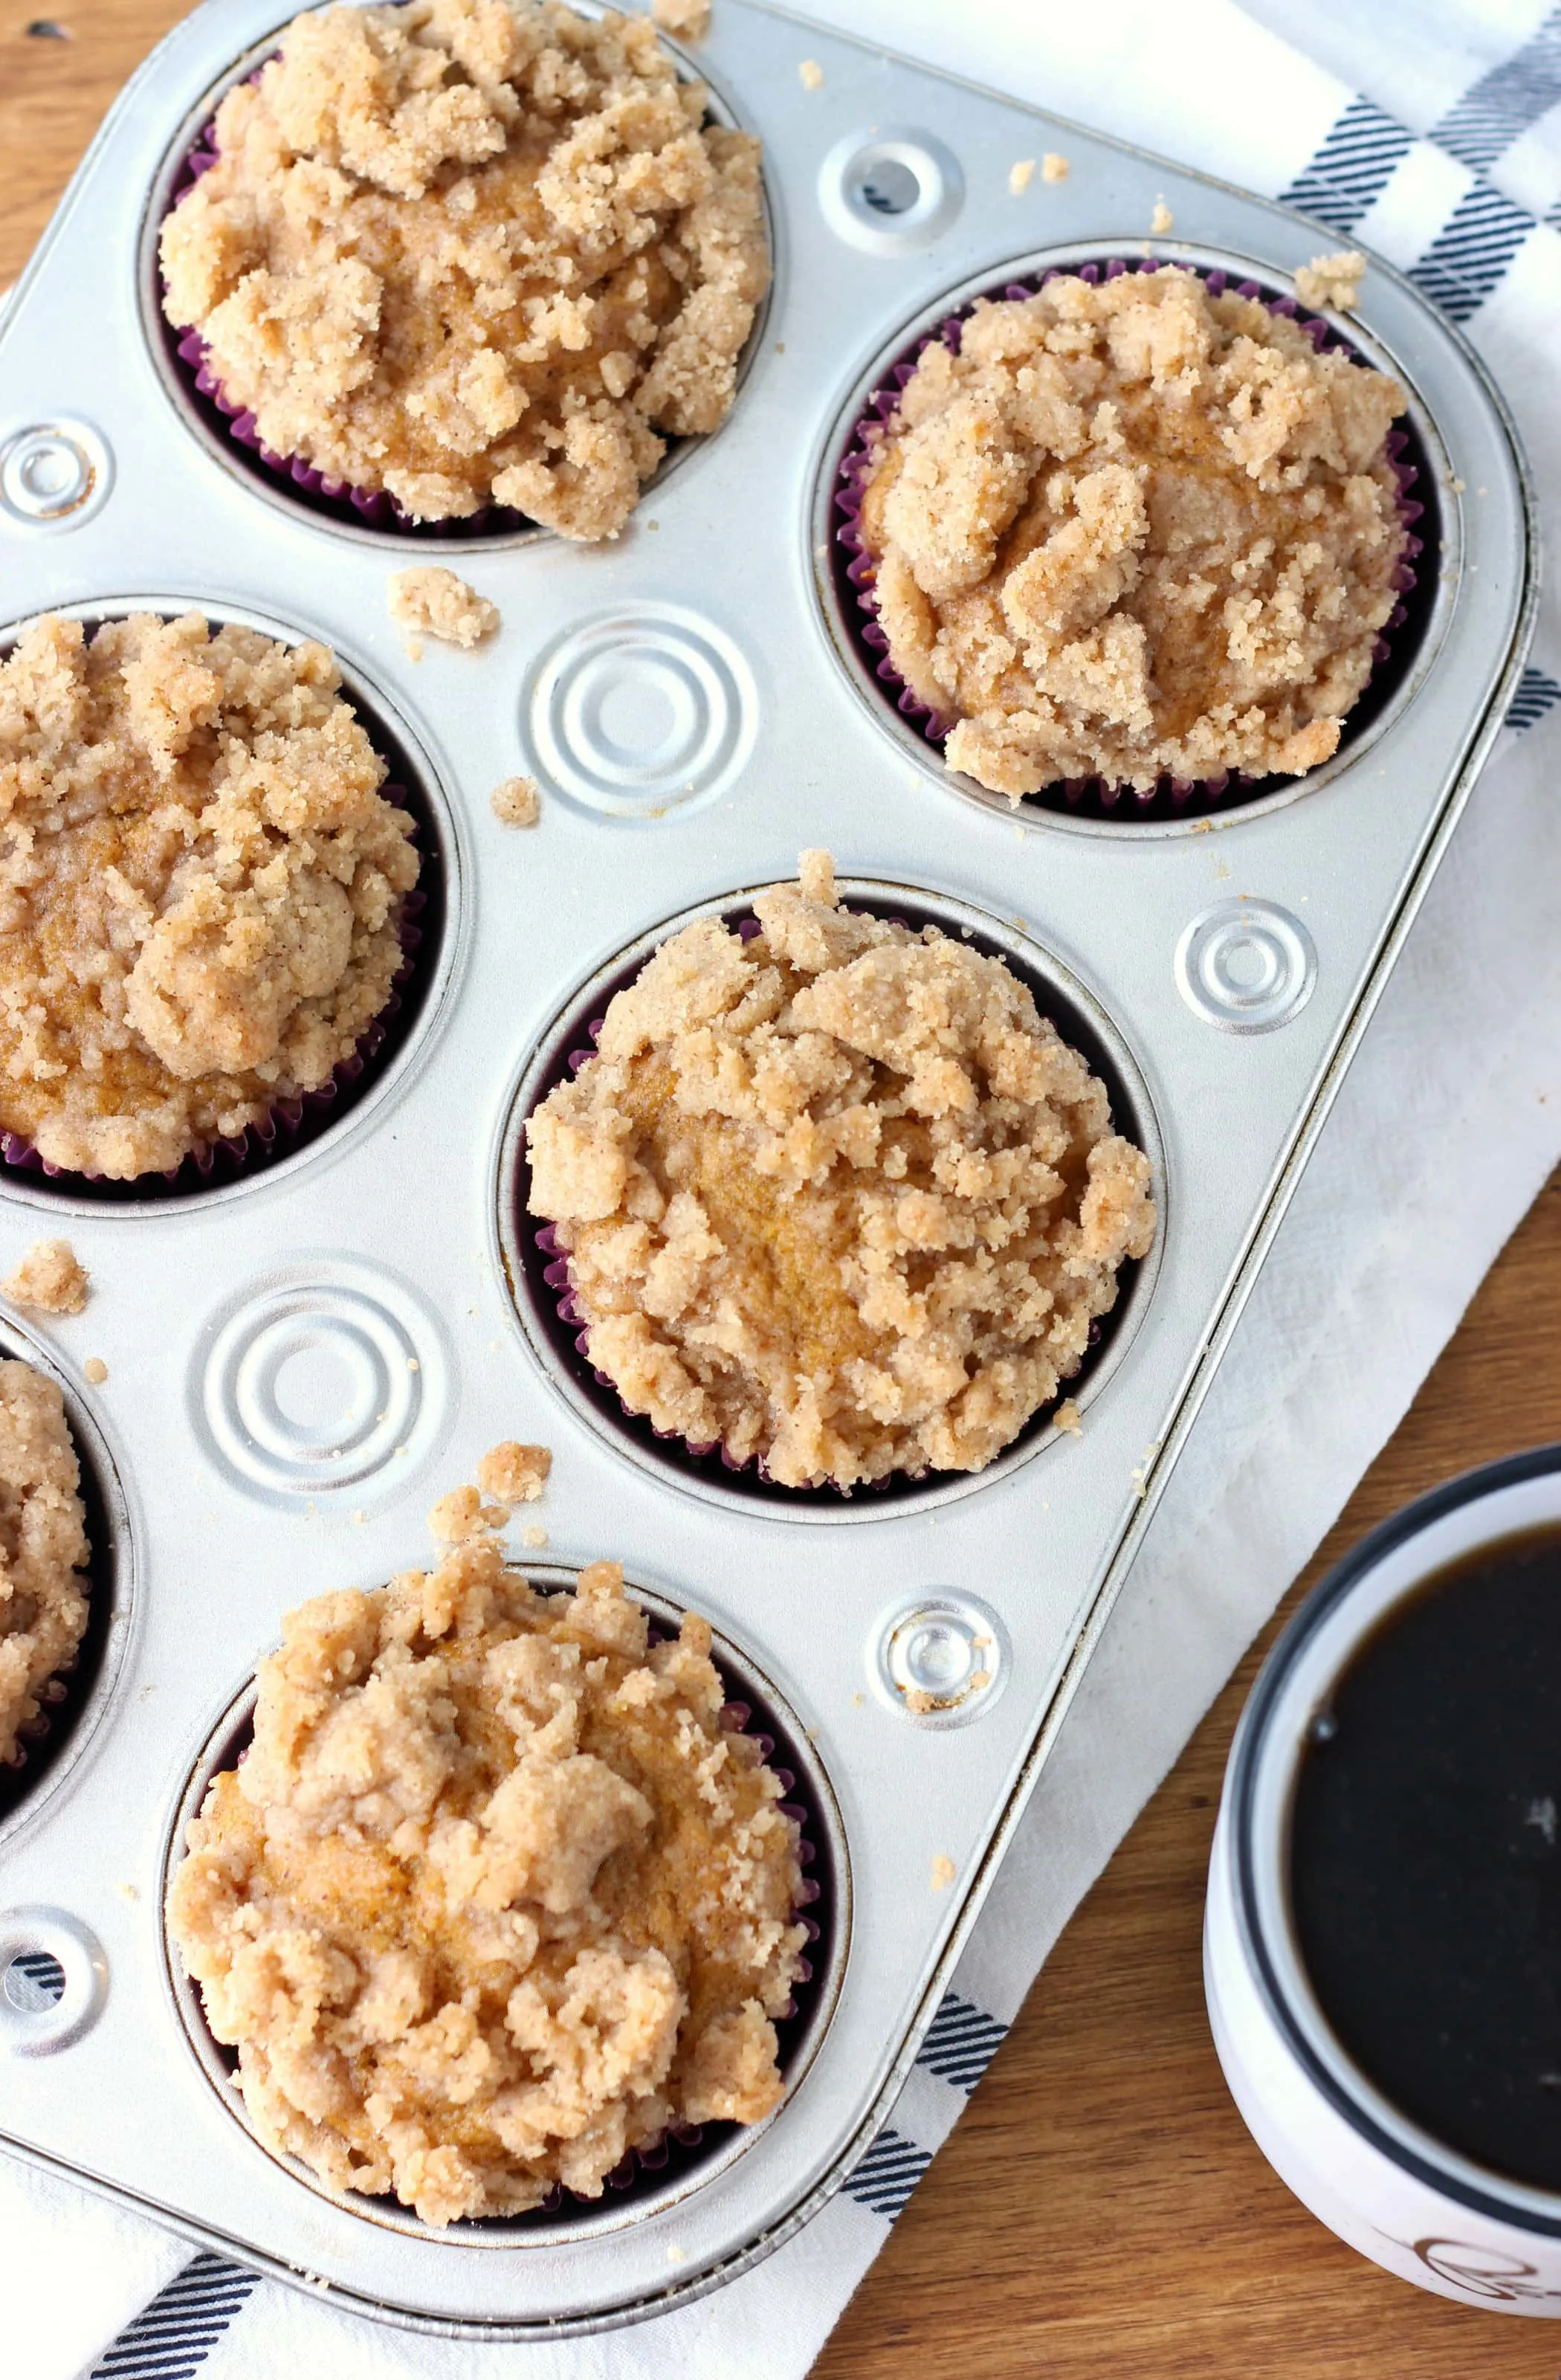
(855, 267), (1410, 799)
(160, 0), (769, 538)
(526, 851), (1156, 1489)
(167, 1470), (806, 2224)
(0, 613), (419, 1179)
(0, 1359), (91, 1770)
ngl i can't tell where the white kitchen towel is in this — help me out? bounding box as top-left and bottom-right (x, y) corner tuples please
(7, 1), (1561, 2374)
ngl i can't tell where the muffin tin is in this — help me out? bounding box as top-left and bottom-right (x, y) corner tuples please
(0, 0), (1535, 2341)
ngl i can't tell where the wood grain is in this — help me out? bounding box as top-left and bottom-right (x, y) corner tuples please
(820, 1169), (1561, 2380)
(0, 0), (187, 283)
(8, 11), (1561, 2369)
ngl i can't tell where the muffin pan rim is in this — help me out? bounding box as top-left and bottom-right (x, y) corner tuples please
(132, 0), (783, 556)
(491, 871), (1168, 1524)
(806, 236), (1459, 841)
(157, 1562), (851, 2248)
(0, 590), (471, 1216)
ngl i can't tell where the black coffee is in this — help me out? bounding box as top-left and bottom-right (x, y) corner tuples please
(1291, 1524), (1561, 2190)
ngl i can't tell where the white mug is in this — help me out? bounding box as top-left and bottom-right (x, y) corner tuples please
(1205, 1445), (1561, 2313)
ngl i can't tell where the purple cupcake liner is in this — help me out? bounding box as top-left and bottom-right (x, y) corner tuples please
(832, 255), (1435, 827)
(0, 616), (447, 1205)
(177, 1591), (833, 2233)
(515, 896), (1134, 1507)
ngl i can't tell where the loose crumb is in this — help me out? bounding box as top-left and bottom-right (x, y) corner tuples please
(160, 0), (769, 538)
(1293, 248), (1366, 313)
(0, 1360), (90, 1766)
(118, 1882), (140, 1901)
(526, 853), (1155, 1490)
(2, 1239), (88, 1317)
(83, 1358), (109, 1384)
(651, 0), (708, 31)
(1008, 159), (1035, 196)
(166, 1475), (805, 2224)
(1149, 196), (1173, 235)
(0, 615), (418, 1178)
(389, 568), (499, 660)
(491, 776), (541, 828)
(930, 1854), (956, 1891)
(521, 1525), (549, 1549)
(1053, 1399), (1082, 1436)
(857, 268), (1408, 797)
(905, 1688), (937, 1717)
(1041, 152), (1069, 182)
(477, 1441), (552, 1504)
(798, 57), (823, 88)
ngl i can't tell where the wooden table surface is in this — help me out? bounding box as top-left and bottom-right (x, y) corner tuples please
(6, 8), (1561, 2372)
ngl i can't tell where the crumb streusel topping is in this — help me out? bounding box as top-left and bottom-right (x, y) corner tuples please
(167, 1469), (804, 2224)
(526, 850), (1156, 1489)
(387, 566), (500, 655)
(2, 1239), (89, 1318)
(1294, 249), (1366, 314)
(0, 614), (419, 1179)
(0, 1360), (91, 1769)
(491, 774), (542, 826)
(160, 0), (769, 538)
(856, 268), (1409, 799)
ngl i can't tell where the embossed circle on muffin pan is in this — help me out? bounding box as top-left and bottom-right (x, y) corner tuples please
(0, 1319), (134, 1851)
(0, 597), (462, 1213)
(134, 5), (778, 552)
(159, 1567), (849, 2244)
(493, 877), (1165, 1522)
(811, 245), (1454, 837)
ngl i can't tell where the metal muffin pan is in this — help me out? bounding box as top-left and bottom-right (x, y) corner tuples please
(0, 0), (1535, 2340)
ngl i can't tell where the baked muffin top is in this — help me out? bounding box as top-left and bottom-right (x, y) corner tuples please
(856, 268), (1409, 799)
(0, 614), (418, 1178)
(0, 1359), (90, 1772)
(167, 1477), (805, 2224)
(527, 851), (1155, 1489)
(161, 0), (769, 536)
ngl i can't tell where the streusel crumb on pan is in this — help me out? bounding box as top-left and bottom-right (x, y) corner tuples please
(526, 851), (1155, 1489)
(856, 267), (1409, 799)
(166, 1464), (804, 2224)
(387, 567), (500, 656)
(160, 0), (769, 538)
(2, 1240), (89, 1317)
(0, 1360), (90, 1769)
(0, 614), (419, 1179)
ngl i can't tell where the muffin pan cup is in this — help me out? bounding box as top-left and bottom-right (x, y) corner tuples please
(147, 15), (775, 550)
(161, 1568), (844, 2246)
(830, 256), (1436, 826)
(0, 1317), (132, 1831)
(497, 877), (1162, 1517)
(0, 0), (1535, 2341)
(0, 603), (450, 1204)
